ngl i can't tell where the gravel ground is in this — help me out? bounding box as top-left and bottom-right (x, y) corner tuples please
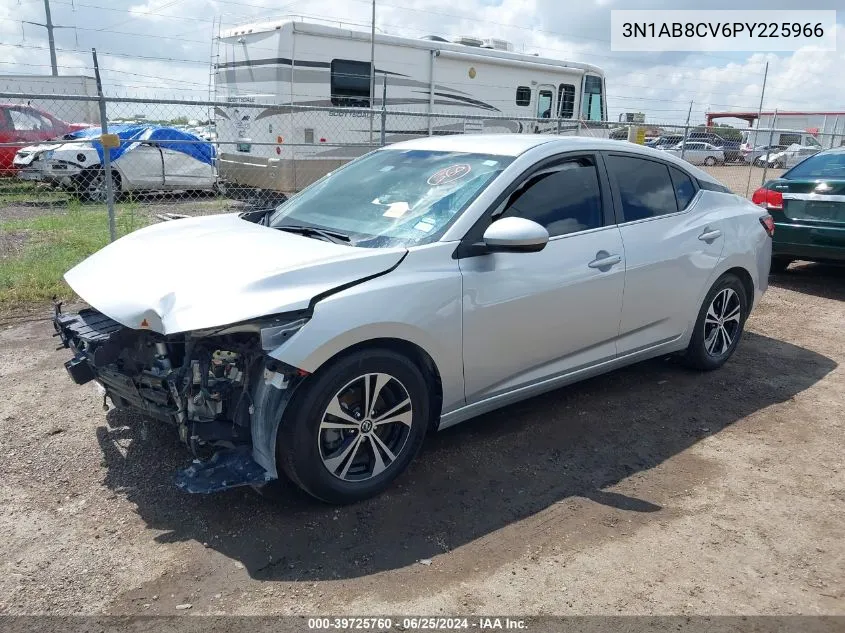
(0, 263), (843, 616)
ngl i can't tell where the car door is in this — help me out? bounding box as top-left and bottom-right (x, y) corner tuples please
(685, 142), (705, 165)
(161, 145), (214, 189)
(0, 108), (15, 172)
(604, 153), (725, 356)
(114, 142), (165, 189)
(459, 152), (626, 404)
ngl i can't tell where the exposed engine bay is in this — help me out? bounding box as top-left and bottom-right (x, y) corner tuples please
(52, 304), (308, 492)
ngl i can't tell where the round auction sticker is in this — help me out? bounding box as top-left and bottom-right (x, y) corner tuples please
(427, 164), (471, 186)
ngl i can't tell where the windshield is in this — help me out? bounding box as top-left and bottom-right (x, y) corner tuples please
(785, 152), (845, 179)
(269, 149), (513, 247)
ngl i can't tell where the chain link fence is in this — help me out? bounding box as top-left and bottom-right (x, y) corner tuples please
(1, 90), (842, 304)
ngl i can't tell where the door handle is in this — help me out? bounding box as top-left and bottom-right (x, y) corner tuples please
(698, 228), (722, 242)
(588, 252), (622, 269)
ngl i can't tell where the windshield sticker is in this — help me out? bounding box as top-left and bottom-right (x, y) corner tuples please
(383, 201), (410, 218)
(379, 165), (395, 172)
(427, 164), (471, 186)
(414, 220), (436, 232)
(482, 160), (498, 166)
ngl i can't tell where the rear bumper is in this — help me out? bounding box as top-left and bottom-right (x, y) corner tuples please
(773, 221), (845, 262)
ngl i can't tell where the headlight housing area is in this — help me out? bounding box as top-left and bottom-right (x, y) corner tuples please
(42, 149), (54, 161)
(189, 311), (310, 351)
(259, 317), (309, 351)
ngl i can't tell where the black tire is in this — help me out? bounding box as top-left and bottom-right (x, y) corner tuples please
(277, 349), (430, 504)
(770, 257), (792, 274)
(683, 274), (749, 371)
(78, 167), (120, 203)
(704, 156), (717, 166)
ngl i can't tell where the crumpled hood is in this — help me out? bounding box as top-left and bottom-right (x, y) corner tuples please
(64, 213), (406, 334)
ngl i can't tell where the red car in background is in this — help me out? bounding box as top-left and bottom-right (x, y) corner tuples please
(0, 104), (89, 176)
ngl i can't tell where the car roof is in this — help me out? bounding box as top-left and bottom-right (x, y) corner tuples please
(381, 134), (724, 186)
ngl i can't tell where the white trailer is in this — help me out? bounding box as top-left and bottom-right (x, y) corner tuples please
(215, 19), (607, 192)
(0, 75), (99, 124)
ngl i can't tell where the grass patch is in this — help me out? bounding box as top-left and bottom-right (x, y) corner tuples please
(0, 179), (71, 204)
(0, 203), (149, 305)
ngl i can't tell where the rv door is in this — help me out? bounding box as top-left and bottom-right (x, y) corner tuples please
(534, 84), (555, 133)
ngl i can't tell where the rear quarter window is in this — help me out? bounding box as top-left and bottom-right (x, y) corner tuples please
(669, 166), (697, 210)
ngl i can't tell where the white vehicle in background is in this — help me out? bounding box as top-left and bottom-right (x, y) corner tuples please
(740, 128), (822, 157)
(752, 143), (821, 169)
(14, 125), (217, 202)
(661, 141), (725, 166)
(215, 18), (608, 192)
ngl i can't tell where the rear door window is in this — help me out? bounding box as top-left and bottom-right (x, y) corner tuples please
(606, 155), (678, 221)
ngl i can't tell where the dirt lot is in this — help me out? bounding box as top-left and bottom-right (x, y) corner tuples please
(0, 263), (843, 616)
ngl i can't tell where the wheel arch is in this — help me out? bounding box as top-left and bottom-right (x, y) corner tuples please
(722, 266), (754, 305)
(290, 336), (444, 434)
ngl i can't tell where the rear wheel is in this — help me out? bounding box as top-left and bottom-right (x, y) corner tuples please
(277, 349), (430, 504)
(684, 274), (748, 371)
(770, 257), (792, 274)
(704, 156), (717, 166)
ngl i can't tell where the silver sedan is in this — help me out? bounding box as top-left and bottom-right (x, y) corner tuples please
(53, 135), (772, 504)
(662, 141), (725, 166)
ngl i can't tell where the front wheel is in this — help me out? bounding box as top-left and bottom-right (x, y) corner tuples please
(683, 274), (748, 371)
(276, 349), (430, 504)
(704, 156), (717, 166)
(77, 167), (120, 203)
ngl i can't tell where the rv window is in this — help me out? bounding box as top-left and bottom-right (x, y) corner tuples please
(330, 59), (372, 107)
(581, 75), (604, 122)
(778, 133), (801, 146)
(515, 86), (531, 107)
(558, 84), (575, 118)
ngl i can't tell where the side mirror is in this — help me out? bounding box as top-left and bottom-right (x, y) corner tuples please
(482, 217), (549, 253)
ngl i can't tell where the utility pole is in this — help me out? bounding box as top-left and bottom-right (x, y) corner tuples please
(43, 0), (57, 75)
(369, 0), (376, 144)
(22, 0), (69, 76)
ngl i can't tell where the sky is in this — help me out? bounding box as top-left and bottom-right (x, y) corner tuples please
(0, 0), (843, 126)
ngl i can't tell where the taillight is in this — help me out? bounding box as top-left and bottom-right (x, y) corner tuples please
(751, 187), (783, 210)
(759, 214), (775, 237)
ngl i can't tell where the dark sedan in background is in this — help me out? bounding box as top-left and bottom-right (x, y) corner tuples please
(753, 147), (845, 272)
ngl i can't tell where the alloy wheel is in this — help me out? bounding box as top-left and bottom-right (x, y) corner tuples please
(85, 171), (107, 203)
(318, 372), (414, 482)
(703, 288), (742, 357)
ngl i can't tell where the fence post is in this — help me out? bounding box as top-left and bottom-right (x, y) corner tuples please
(680, 100), (693, 162)
(380, 75), (387, 146)
(92, 48), (116, 243)
(556, 117), (562, 136)
(761, 109), (778, 187)
(576, 118), (582, 137)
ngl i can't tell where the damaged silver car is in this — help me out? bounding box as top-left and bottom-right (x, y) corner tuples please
(54, 135), (772, 504)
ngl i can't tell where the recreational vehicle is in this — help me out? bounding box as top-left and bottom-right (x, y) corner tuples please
(215, 18), (607, 192)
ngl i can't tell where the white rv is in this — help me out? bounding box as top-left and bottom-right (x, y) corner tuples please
(215, 19), (607, 192)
